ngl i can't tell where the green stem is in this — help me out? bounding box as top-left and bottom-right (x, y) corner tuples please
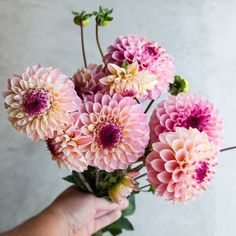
(95, 169), (99, 190)
(80, 24), (87, 68)
(78, 173), (93, 193)
(139, 184), (151, 190)
(134, 97), (140, 104)
(95, 22), (104, 59)
(220, 146), (236, 152)
(135, 173), (146, 181)
(144, 99), (154, 113)
(129, 163), (145, 173)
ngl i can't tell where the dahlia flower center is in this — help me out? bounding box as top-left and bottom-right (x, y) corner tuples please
(195, 161), (209, 183)
(121, 89), (136, 97)
(145, 46), (157, 56)
(22, 89), (51, 116)
(185, 116), (201, 129)
(97, 122), (122, 149)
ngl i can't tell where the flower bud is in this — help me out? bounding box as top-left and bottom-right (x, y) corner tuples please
(169, 75), (190, 96)
(108, 172), (139, 203)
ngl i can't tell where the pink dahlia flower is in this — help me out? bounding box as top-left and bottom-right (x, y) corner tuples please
(78, 93), (150, 172)
(100, 62), (157, 99)
(108, 172), (139, 203)
(3, 65), (80, 140)
(146, 127), (218, 203)
(104, 34), (175, 100)
(47, 113), (92, 172)
(150, 93), (224, 147)
(71, 64), (106, 99)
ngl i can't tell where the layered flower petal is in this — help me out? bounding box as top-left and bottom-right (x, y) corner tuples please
(104, 35), (175, 100)
(78, 93), (150, 172)
(146, 127), (218, 203)
(100, 62), (157, 98)
(47, 113), (92, 172)
(72, 64), (106, 99)
(150, 93), (224, 147)
(3, 65), (81, 140)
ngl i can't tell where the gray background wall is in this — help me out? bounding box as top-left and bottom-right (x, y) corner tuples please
(0, 0), (236, 235)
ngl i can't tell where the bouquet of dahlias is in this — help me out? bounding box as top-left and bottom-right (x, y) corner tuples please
(2, 6), (234, 236)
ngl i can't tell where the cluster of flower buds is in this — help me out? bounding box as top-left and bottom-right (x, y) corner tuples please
(72, 6), (113, 27)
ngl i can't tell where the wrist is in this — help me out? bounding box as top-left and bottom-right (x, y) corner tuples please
(42, 206), (69, 236)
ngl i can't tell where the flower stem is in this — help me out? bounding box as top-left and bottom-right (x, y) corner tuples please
(135, 173), (147, 180)
(78, 173), (93, 193)
(220, 146), (236, 152)
(144, 99), (154, 113)
(95, 169), (99, 189)
(139, 184), (151, 190)
(134, 97), (140, 104)
(80, 24), (87, 68)
(129, 163), (145, 172)
(95, 22), (104, 59)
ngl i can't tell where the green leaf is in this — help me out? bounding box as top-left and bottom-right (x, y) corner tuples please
(122, 194), (135, 216)
(92, 231), (103, 236)
(113, 217), (134, 231)
(63, 175), (75, 184)
(107, 228), (122, 235)
(148, 186), (156, 194)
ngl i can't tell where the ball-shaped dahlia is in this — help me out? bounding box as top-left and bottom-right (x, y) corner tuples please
(149, 93), (224, 147)
(108, 172), (139, 203)
(71, 64), (106, 99)
(104, 34), (175, 100)
(99, 62), (157, 99)
(78, 93), (150, 172)
(3, 65), (81, 141)
(146, 127), (218, 203)
(47, 113), (92, 172)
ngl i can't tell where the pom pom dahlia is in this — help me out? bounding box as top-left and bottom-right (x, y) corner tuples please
(108, 172), (139, 203)
(99, 62), (157, 98)
(3, 65), (81, 140)
(104, 34), (175, 100)
(149, 93), (224, 147)
(47, 113), (92, 172)
(146, 127), (218, 203)
(78, 93), (150, 172)
(71, 64), (106, 99)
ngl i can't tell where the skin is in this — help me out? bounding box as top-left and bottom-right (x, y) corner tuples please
(0, 186), (128, 236)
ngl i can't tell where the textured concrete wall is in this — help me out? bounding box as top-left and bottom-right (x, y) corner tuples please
(0, 0), (236, 235)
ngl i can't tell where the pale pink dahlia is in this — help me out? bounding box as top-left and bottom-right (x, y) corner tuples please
(47, 113), (92, 172)
(72, 64), (106, 99)
(100, 62), (157, 98)
(150, 93), (224, 147)
(78, 93), (150, 172)
(3, 65), (81, 140)
(146, 127), (218, 203)
(104, 34), (175, 100)
(108, 172), (139, 203)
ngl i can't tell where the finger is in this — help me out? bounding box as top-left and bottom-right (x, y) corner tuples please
(95, 197), (119, 211)
(118, 198), (129, 210)
(96, 209), (112, 218)
(94, 210), (122, 232)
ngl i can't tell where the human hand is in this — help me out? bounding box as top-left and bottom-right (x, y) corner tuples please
(48, 186), (129, 236)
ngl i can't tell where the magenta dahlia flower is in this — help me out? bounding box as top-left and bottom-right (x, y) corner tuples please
(146, 127), (218, 203)
(149, 93), (224, 147)
(72, 64), (106, 99)
(104, 34), (175, 100)
(78, 93), (150, 172)
(3, 65), (81, 140)
(47, 113), (92, 172)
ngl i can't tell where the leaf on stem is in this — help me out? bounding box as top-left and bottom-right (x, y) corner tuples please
(122, 194), (135, 216)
